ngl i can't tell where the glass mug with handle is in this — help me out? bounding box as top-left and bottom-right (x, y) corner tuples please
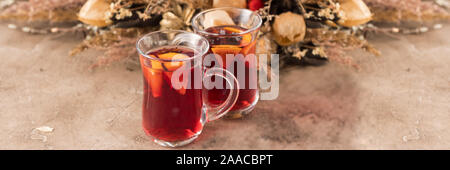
(192, 7), (262, 118)
(136, 30), (240, 147)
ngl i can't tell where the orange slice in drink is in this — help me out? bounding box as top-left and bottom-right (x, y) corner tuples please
(241, 39), (257, 55)
(148, 55), (164, 70)
(146, 69), (163, 98)
(140, 52), (190, 97)
(151, 52), (189, 71)
(153, 52), (189, 95)
(163, 72), (187, 95)
(223, 27), (253, 46)
(140, 55), (163, 98)
(211, 45), (242, 67)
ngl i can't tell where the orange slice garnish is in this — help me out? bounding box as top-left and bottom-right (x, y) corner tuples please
(211, 46), (243, 67)
(140, 52), (190, 97)
(140, 55), (163, 98)
(160, 52), (189, 71)
(146, 69), (163, 98)
(150, 52), (189, 71)
(223, 27), (253, 46)
(241, 39), (257, 55)
(148, 54), (164, 70)
(163, 72), (187, 95)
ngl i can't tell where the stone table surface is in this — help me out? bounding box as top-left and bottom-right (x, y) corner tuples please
(0, 24), (449, 150)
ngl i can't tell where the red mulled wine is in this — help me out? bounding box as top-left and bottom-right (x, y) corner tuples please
(140, 46), (204, 142)
(203, 25), (258, 115)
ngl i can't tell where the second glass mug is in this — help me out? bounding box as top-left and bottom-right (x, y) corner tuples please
(136, 30), (240, 147)
(192, 7), (262, 118)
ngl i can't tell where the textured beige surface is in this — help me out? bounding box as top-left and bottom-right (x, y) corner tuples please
(0, 24), (449, 150)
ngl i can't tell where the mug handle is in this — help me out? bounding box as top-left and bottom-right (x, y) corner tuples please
(203, 68), (240, 121)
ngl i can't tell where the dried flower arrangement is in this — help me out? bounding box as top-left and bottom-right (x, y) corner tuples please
(0, 0), (87, 23)
(0, 0), (449, 69)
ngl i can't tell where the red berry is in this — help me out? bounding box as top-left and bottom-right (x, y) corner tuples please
(248, 0), (264, 11)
